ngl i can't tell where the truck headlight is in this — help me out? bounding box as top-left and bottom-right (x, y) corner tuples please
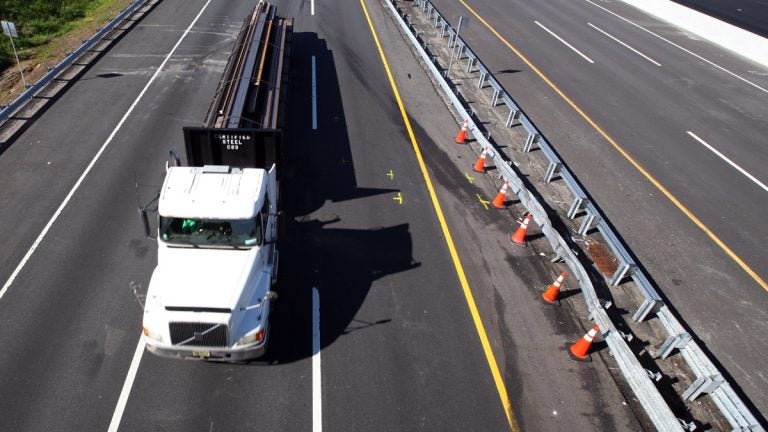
(143, 326), (164, 343)
(235, 328), (265, 347)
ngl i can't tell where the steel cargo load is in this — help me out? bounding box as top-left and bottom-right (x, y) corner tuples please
(183, 2), (291, 169)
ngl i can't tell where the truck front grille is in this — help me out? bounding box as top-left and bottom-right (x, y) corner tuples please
(169, 322), (229, 347)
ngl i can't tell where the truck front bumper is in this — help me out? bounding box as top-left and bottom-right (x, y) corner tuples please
(145, 337), (267, 362)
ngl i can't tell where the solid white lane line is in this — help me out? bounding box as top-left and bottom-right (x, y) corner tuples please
(107, 336), (145, 432)
(312, 287), (322, 432)
(312, 56), (317, 130)
(534, 21), (594, 64)
(0, 0), (214, 302)
(687, 131), (768, 192)
(311, 0), (315, 16)
(588, 22), (661, 66)
(585, 0), (768, 94)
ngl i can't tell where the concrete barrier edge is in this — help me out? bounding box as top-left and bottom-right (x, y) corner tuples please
(619, 0), (768, 68)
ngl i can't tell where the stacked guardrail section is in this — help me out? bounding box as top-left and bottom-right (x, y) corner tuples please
(0, 0), (151, 125)
(386, 0), (763, 430)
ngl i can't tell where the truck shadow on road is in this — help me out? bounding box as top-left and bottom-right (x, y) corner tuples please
(255, 32), (420, 364)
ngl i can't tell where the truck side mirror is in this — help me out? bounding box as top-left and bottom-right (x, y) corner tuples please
(139, 208), (155, 240)
(170, 150), (181, 167)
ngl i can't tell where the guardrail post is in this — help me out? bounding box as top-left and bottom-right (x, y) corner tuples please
(609, 262), (634, 286)
(655, 332), (692, 359)
(544, 161), (561, 183)
(490, 88), (500, 106)
(567, 197), (586, 219)
(577, 208), (598, 235)
(440, 21), (447, 37)
(455, 41), (464, 60)
(466, 57), (474, 73)
(632, 298), (661, 322)
(645, 368), (662, 382)
(678, 419), (697, 431)
(505, 108), (520, 127)
(683, 375), (725, 401)
(523, 132), (540, 152)
(478, 71), (487, 89)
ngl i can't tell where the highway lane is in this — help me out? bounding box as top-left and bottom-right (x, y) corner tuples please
(0, 2), (228, 431)
(512, 0), (768, 267)
(0, 0), (303, 430)
(430, 0), (768, 418)
(299, 3), (517, 429)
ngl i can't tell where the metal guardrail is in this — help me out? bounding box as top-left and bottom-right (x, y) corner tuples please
(0, 0), (149, 125)
(391, 0), (764, 430)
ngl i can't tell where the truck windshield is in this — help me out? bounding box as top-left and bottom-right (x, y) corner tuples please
(159, 216), (262, 247)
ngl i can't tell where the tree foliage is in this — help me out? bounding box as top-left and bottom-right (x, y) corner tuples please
(0, 0), (101, 69)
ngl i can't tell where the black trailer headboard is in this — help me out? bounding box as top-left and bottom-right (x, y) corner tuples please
(183, 127), (282, 170)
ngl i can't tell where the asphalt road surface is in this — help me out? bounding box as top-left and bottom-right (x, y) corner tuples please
(428, 0), (768, 421)
(0, 0), (654, 431)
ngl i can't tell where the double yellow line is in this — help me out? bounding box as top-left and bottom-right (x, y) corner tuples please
(359, 0), (520, 430)
(457, 0), (767, 292)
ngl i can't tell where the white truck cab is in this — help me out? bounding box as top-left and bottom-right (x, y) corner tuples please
(142, 164), (278, 361)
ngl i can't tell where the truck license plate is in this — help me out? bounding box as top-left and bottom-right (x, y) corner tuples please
(192, 350), (210, 358)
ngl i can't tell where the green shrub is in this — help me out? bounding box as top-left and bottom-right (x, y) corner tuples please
(0, 0), (102, 69)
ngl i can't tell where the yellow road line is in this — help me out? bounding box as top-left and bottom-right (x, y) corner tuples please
(459, 0), (768, 292)
(359, 0), (520, 430)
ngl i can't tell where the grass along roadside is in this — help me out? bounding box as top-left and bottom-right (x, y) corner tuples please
(1, 0), (132, 105)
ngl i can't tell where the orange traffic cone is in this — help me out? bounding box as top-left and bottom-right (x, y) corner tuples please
(510, 214), (532, 245)
(455, 119), (469, 144)
(569, 325), (599, 362)
(492, 180), (509, 208)
(542, 272), (567, 304)
(473, 147), (488, 173)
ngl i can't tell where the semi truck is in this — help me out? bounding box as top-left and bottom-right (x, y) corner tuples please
(141, 2), (291, 361)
